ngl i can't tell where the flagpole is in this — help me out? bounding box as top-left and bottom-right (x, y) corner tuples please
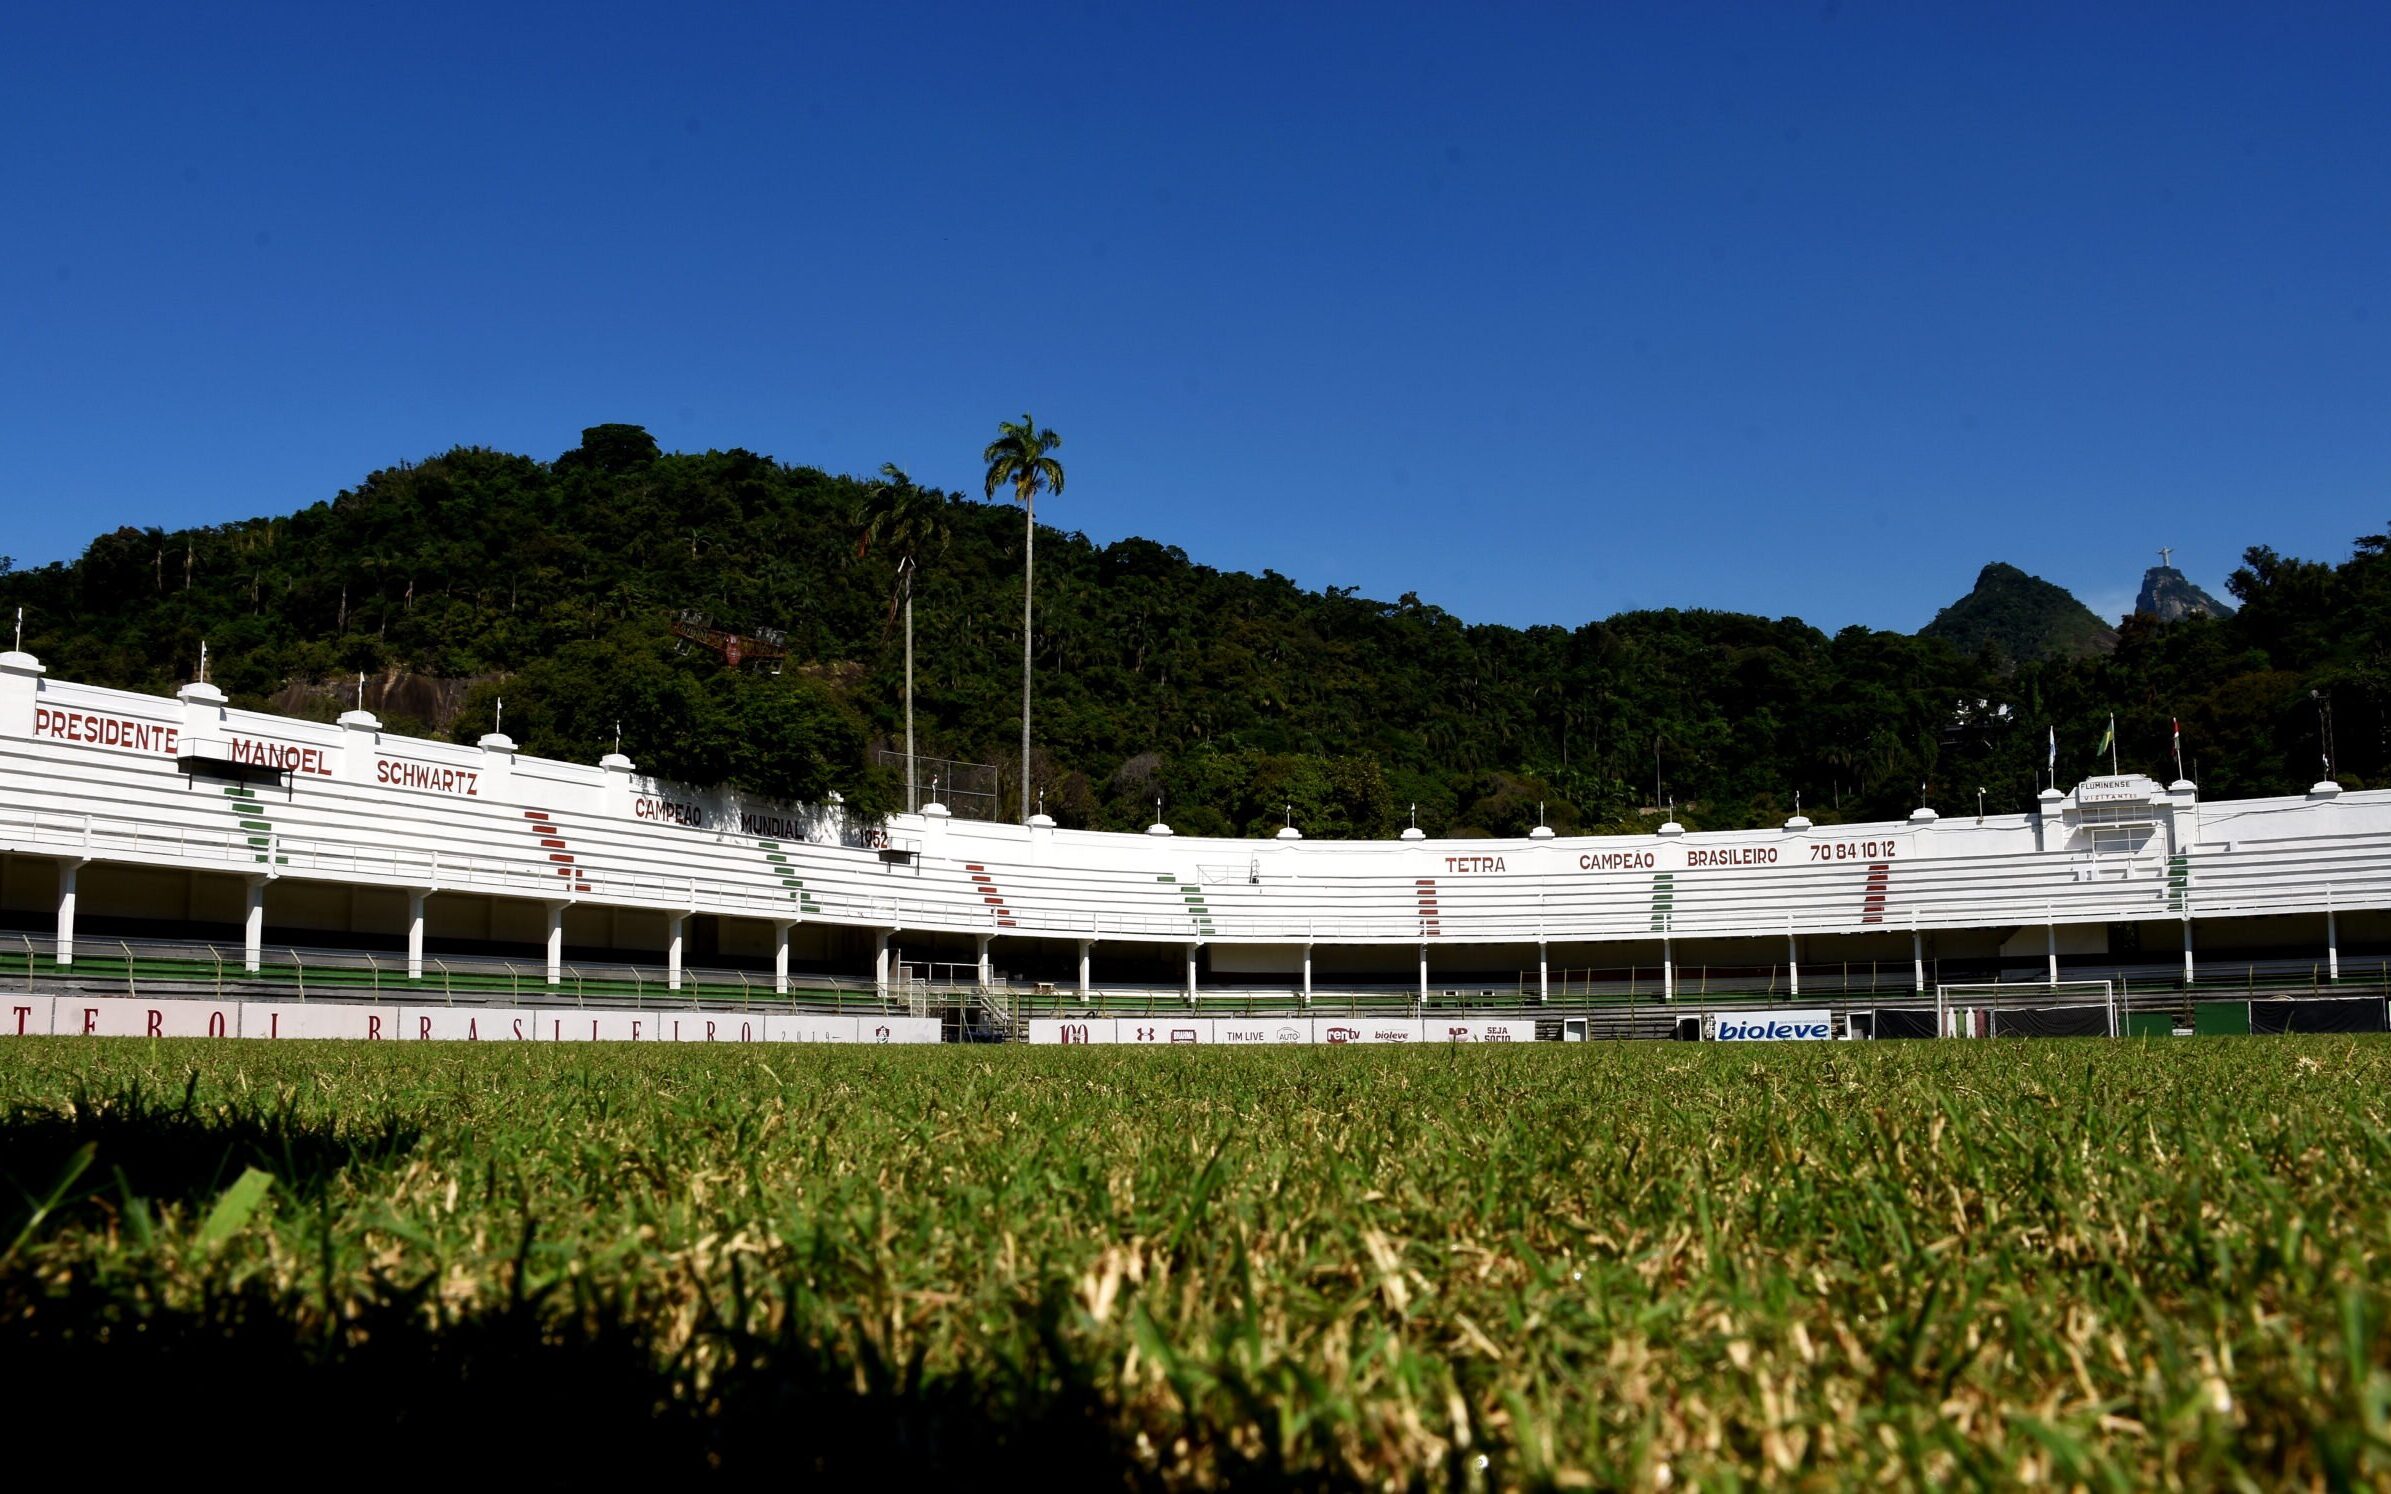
(2109, 714), (2118, 776)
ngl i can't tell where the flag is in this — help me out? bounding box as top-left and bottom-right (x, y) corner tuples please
(2095, 715), (2115, 758)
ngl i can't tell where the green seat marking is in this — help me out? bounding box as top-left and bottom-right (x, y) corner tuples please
(223, 785), (287, 864)
(1157, 872), (1216, 933)
(756, 841), (822, 913)
(1649, 871), (1675, 932)
(2167, 854), (2189, 914)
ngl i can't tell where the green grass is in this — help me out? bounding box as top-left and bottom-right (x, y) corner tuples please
(3, 1038), (2389, 1486)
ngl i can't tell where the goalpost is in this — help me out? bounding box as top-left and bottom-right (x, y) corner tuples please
(1931, 980), (2117, 1038)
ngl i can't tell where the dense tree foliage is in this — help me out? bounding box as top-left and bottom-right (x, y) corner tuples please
(3, 427), (2380, 833)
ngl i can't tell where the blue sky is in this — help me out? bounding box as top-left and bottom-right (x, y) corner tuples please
(4, 3), (2384, 633)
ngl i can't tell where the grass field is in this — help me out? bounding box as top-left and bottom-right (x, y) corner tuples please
(4, 1038), (2389, 1487)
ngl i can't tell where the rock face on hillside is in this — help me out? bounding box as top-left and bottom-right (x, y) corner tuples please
(1920, 563), (2118, 664)
(2135, 565), (2234, 622)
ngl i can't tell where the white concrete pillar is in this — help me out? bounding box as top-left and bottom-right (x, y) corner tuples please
(774, 920), (795, 996)
(873, 929), (890, 996)
(2045, 922), (2058, 986)
(55, 859), (80, 968)
(2326, 905), (2340, 982)
(1787, 933), (1800, 998)
(2181, 918), (2195, 987)
(2033, 788), (2065, 851)
(1662, 937), (1676, 1002)
(244, 876), (267, 974)
(1538, 941), (1549, 1003)
(1912, 929), (1925, 994)
(976, 934), (993, 989)
(1301, 943), (1313, 1005)
(1185, 944), (1199, 1004)
(1418, 945), (1428, 1003)
(1076, 939), (1092, 998)
(667, 913), (685, 991)
(406, 889), (426, 981)
(544, 902), (564, 986)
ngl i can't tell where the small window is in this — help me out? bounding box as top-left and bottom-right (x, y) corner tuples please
(2090, 825), (2151, 857)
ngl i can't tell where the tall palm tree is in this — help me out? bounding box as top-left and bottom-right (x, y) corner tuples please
(853, 463), (952, 813)
(982, 415), (1064, 821)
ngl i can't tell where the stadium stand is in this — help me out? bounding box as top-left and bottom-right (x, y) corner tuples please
(4, 651), (2391, 1041)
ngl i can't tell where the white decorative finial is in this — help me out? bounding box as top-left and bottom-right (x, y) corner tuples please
(614, 719), (622, 754)
(198, 640), (208, 683)
(356, 671), (366, 709)
(494, 697), (504, 736)
(12, 607), (20, 652)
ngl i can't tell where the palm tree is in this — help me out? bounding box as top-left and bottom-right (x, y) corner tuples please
(982, 415), (1065, 821)
(853, 463), (952, 813)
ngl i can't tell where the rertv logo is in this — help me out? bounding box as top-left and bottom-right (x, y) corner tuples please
(1712, 1008), (1833, 1042)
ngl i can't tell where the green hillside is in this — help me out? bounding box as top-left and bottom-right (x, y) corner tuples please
(1, 426), (2381, 829)
(1920, 562), (2118, 663)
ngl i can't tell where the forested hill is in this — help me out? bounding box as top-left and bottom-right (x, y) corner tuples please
(1, 425), (2382, 835)
(1919, 562), (2118, 663)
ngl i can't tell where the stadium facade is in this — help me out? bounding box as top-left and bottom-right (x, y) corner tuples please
(3, 650), (2386, 1041)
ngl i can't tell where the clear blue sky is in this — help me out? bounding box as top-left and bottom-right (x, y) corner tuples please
(4, 3), (2384, 633)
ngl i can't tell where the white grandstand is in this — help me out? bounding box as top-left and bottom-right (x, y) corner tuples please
(1, 649), (2385, 1043)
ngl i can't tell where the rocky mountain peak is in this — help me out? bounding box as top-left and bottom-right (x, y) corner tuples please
(2135, 565), (2234, 623)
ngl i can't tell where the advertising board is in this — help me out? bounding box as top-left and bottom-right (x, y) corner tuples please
(242, 1003), (392, 1040)
(1027, 1018), (1110, 1045)
(1315, 1018), (1427, 1045)
(51, 996), (243, 1038)
(401, 1006), (541, 1041)
(1433, 1018), (1534, 1043)
(654, 1012), (765, 1042)
(1215, 1018), (1311, 1045)
(1119, 1019), (1212, 1045)
(542, 1009), (660, 1042)
(1710, 1008), (1834, 1041)
(862, 1016), (943, 1044)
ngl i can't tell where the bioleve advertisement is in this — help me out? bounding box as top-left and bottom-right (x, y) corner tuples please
(1710, 1008), (1834, 1041)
